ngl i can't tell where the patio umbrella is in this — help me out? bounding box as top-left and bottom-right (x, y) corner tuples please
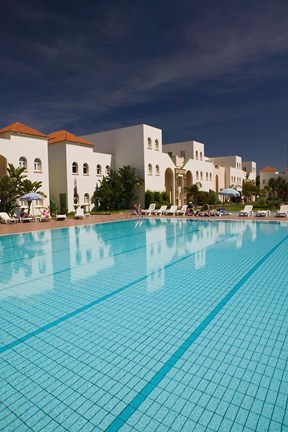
(20, 192), (45, 201)
(20, 192), (45, 214)
(219, 188), (240, 197)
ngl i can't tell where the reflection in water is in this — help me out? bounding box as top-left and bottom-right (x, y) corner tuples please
(145, 219), (261, 293)
(0, 220), (282, 300)
(0, 231), (53, 299)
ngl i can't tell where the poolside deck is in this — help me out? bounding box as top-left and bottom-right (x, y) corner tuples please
(0, 212), (287, 235)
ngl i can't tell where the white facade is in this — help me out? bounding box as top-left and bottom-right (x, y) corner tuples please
(0, 124), (50, 213)
(0, 121), (257, 212)
(48, 134), (112, 213)
(83, 124), (176, 205)
(209, 155), (248, 192)
(260, 166), (288, 192)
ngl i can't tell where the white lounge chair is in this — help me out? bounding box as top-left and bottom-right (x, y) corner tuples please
(142, 203), (156, 215)
(152, 205), (167, 215)
(176, 205), (188, 216)
(164, 205), (178, 215)
(255, 210), (271, 217)
(239, 205), (253, 217)
(56, 214), (67, 221)
(0, 212), (18, 224)
(276, 205), (288, 217)
(74, 208), (84, 219)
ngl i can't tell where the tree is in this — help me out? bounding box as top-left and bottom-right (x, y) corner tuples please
(7, 163), (27, 186)
(264, 178), (277, 200)
(92, 170), (123, 211)
(0, 176), (19, 214)
(275, 176), (288, 201)
(21, 179), (45, 214)
(118, 165), (143, 209)
(242, 180), (258, 203)
(0, 164), (27, 214)
(185, 182), (202, 206)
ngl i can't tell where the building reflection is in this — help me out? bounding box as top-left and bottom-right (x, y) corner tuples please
(0, 219), (281, 300)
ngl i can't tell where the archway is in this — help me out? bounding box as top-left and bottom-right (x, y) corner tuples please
(165, 168), (174, 204)
(215, 175), (219, 193)
(185, 170), (193, 189)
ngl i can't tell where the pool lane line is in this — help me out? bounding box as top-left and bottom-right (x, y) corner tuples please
(105, 234), (288, 432)
(0, 229), (242, 354)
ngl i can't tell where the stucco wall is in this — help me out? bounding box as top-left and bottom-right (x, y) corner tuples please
(0, 132), (50, 211)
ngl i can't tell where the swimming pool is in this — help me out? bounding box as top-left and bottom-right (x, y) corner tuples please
(1, 219), (287, 431)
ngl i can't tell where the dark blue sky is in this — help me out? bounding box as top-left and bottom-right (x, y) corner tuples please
(1, 0), (288, 171)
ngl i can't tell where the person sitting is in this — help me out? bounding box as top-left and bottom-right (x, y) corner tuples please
(40, 208), (50, 221)
(187, 202), (195, 216)
(20, 208), (29, 219)
(199, 203), (210, 216)
(132, 202), (143, 219)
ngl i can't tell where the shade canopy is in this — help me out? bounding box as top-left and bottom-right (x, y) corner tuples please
(219, 188), (240, 197)
(20, 192), (45, 201)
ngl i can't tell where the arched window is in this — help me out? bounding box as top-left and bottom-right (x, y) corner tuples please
(210, 173), (212, 181)
(147, 137), (152, 149)
(200, 152), (203, 161)
(96, 164), (102, 176)
(148, 163), (152, 175)
(196, 171), (199, 180)
(231, 176), (233, 183)
(195, 151), (198, 160)
(105, 165), (110, 175)
(34, 158), (42, 172)
(19, 157), (27, 169)
(155, 139), (159, 151)
(83, 163), (89, 175)
(84, 193), (90, 204)
(200, 171), (203, 180)
(263, 179), (266, 185)
(206, 172), (208, 181)
(155, 164), (160, 175)
(72, 162), (78, 174)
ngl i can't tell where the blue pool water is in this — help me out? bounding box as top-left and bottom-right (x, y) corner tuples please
(0, 219), (287, 431)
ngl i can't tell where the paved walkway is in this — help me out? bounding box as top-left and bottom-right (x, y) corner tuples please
(0, 212), (287, 236)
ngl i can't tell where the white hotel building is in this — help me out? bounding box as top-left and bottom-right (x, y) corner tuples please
(0, 122), (256, 213)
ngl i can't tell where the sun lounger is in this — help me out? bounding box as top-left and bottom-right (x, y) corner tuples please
(74, 208), (84, 219)
(276, 205), (288, 217)
(152, 205), (167, 215)
(142, 203), (156, 215)
(0, 212), (18, 224)
(255, 210), (271, 217)
(175, 205), (188, 216)
(56, 214), (67, 221)
(239, 205), (253, 216)
(164, 205), (177, 215)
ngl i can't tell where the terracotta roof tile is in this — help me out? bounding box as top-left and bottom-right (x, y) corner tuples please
(0, 122), (48, 138)
(48, 130), (94, 146)
(260, 166), (278, 173)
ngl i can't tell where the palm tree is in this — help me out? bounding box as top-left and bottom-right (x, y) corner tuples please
(118, 165), (143, 209)
(265, 178), (277, 199)
(92, 170), (123, 211)
(7, 163), (27, 182)
(185, 182), (202, 206)
(242, 180), (258, 203)
(0, 164), (27, 214)
(21, 179), (45, 214)
(275, 176), (287, 201)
